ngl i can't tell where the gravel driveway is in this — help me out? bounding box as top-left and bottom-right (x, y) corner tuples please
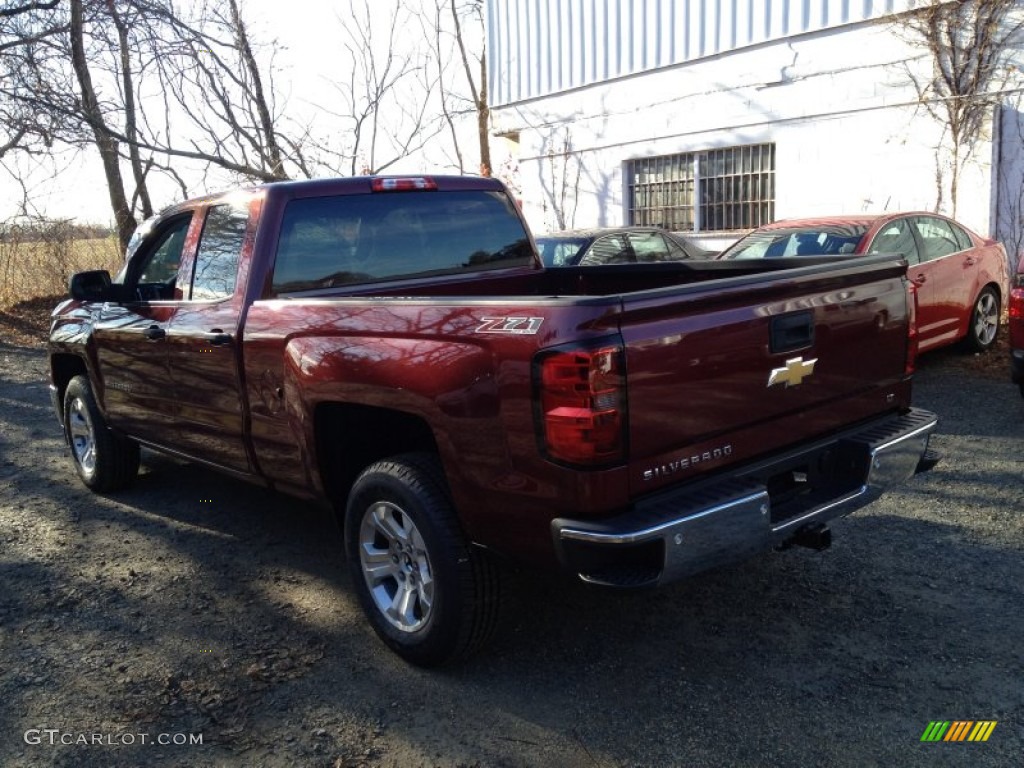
(1, 341), (1021, 767)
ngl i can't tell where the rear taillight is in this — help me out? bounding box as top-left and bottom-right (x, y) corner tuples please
(1010, 287), (1024, 321)
(535, 342), (626, 466)
(370, 177), (437, 192)
(905, 280), (919, 376)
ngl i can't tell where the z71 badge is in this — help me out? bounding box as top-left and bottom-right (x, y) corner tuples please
(475, 317), (544, 335)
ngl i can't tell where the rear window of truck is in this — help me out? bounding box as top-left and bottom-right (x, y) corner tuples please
(271, 190), (533, 294)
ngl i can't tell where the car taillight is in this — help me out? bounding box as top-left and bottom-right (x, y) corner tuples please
(905, 280), (919, 376)
(535, 342), (627, 466)
(1010, 287), (1024, 321)
(370, 177), (438, 192)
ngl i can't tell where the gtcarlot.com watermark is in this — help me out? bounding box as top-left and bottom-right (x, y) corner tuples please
(25, 729), (202, 747)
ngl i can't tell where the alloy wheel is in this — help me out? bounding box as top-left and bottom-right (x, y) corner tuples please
(974, 292), (999, 346)
(68, 396), (97, 475)
(357, 500), (435, 633)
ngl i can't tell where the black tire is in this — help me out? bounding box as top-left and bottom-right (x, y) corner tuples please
(344, 453), (502, 666)
(63, 375), (140, 492)
(965, 287), (1000, 352)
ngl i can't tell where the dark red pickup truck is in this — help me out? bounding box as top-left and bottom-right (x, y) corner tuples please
(50, 175), (938, 664)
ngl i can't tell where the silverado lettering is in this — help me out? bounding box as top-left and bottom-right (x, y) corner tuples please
(643, 444), (734, 480)
(49, 174), (938, 666)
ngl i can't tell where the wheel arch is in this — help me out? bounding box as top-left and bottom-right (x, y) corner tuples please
(50, 353), (90, 423)
(967, 281), (1003, 330)
(314, 402), (441, 526)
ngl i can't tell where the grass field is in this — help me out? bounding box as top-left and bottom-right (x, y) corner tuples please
(0, 235), (122, 308)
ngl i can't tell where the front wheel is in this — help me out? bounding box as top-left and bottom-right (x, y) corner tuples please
(966, 288), (1000, 352)
(344, 453), (502, 666)
(63, 375), (140, 492)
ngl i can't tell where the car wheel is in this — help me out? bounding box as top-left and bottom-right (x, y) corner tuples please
(344, 453), (502, 666)
(63, 375), (140, 492)
(966, 288), (1000, 352)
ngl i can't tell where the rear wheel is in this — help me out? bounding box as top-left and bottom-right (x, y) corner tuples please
(344, 453), (502, 666)
(966, 288), (1000, 352)
(63, 375), (140, 492)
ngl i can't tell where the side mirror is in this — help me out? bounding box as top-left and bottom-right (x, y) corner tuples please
(69, 270), (114, 302)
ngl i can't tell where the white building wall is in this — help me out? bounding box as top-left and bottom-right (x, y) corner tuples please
(488, 0), (921, 106)
(490, 15), (1003, 244)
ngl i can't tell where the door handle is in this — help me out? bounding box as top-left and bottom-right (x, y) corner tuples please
(913, 275), (926, 285)
(964, 257), (976, 266)
(204, 330), (233, 346)
(144, 325), (166, 340)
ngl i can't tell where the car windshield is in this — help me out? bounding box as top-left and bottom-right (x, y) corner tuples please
(535, 237), (590, 267)
(720, 225), (870, 259)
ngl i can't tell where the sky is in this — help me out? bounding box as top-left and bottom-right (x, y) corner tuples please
(0, 0), (477, 225)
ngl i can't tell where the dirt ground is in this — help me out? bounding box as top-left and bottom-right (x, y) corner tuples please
(1, 308), (1022, 767)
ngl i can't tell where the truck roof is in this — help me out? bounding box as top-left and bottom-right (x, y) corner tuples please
(160, 174), (508, 214)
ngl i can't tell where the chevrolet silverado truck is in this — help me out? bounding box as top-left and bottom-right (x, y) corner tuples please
(49, 175), (938, 665)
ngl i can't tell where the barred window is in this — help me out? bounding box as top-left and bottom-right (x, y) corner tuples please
(627, 144), (775, 232)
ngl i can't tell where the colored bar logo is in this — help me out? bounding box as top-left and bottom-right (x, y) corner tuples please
(920, 721), (997, 742)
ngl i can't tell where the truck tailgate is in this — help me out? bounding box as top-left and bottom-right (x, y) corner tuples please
(620, 257), (911, 495)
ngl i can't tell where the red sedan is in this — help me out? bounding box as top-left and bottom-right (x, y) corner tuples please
(718, 213), (1009, 353)
(1010, 255), (1024, 398)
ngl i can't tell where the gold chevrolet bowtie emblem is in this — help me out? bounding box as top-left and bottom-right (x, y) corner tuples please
(767, 356), (817, 388)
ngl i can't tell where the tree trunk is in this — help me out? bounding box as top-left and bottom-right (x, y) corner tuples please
(451, 0), (491, 175)
(227, 0), (287, 180)
(106, 0), (152, 219)
(70, 0), (135, 250)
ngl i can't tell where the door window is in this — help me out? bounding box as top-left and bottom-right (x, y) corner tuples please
(947, 220), (974, 251)
(913, 217), (961, 262)
(191, 203), (249, 300)
(579, 234), (631, 265)
(128, 215), (192, 300)
(627, 232), (671, 262)
(867, 219), (920, 264)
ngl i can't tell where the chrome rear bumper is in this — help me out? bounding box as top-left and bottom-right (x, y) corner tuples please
(552, 408), (939, 587)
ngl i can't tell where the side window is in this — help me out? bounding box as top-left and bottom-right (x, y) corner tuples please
(948, 221), (973, 251)
(627, 232), (670, 262)
(580, 235), (631, 265)
(867, 219), (920, 263)
(191, 203), (249, 300)
(663, 236), (692, 260)
(539, 240), (586, 267)
(129, 215), (192, 300)
(912, 217), (960, 262)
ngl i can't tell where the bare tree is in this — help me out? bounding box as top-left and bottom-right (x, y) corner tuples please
(0, 0), (64, 163)
(543, 128), (580, 231)
(419, 0), (490, 175)
(1, 2), (60, 19)
(69, 0), (136, 248)
(105, 0), (151, 217)
(135, 0), (301, 182)
(450, 0), (489, 175)
(316, 0), (441, 176)
(421, 0), (464, 172)
(4, 0), (460, 238)
(2, 0), (308, 244)
(902, 0), (1024, 216)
